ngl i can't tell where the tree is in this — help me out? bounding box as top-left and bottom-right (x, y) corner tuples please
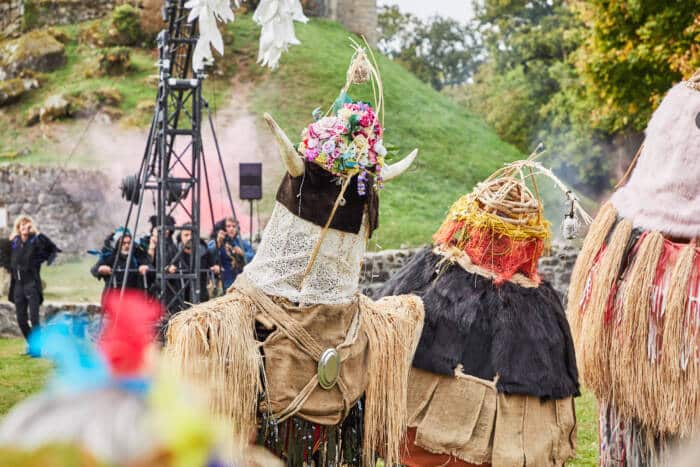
(377, 5), (481, 90)
(571, 1), (700, 134)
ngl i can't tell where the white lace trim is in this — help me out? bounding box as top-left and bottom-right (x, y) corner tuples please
(242, 202), (367, 305)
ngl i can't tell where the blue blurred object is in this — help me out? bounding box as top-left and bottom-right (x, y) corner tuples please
(28, 313), (110, 394)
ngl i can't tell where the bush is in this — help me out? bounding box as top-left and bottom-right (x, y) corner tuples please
(97, 47), (132, 76)
(107, 4), (143, 46)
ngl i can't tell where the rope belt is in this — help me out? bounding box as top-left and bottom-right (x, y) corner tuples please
(235, 276), (363, 423)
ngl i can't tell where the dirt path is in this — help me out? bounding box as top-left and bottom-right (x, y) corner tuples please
(49, 79), (282, 238)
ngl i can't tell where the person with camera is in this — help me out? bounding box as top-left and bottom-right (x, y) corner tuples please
(208, 217), (254, 290)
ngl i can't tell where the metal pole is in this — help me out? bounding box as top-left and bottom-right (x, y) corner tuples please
(249, 199), (254, 244)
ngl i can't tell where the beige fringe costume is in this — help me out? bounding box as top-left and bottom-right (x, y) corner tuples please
(167, 275), (423, 466)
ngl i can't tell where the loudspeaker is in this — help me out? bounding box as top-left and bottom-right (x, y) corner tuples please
(239, 163), (263, 200)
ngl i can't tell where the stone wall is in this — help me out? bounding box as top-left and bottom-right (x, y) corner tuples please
(0, 301), (101, 337)
(0, 0), (23, 39)
(0, 164), (111, 258)
(322, 0), (378, 45)
(30, 0), (119, 27)
(0, 0), (119, 37)
(360, 242), (579, 301)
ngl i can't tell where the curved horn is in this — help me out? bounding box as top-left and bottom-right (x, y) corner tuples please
(263, 112), (305, 177)
(382, 149), (418, 181)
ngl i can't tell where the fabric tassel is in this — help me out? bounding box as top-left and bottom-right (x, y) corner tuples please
(567, 201), (617, 341)
(577, 218), (632, 399)
(611, 232), (664, 425)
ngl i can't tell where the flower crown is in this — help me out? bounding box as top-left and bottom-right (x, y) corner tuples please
(298, 93), (388, 196)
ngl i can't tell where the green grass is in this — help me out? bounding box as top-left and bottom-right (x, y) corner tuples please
(0, 335), (599, 464)
(571, 390), (599, 466)
(0, 21), (158, 163)
(41, 257), (103, 302)
(0, 338), (51, 416)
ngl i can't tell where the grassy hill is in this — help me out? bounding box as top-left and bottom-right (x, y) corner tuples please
(0, 14), (523, 248)
(232, 16), (523, 248)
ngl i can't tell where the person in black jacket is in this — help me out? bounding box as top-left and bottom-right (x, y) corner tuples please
(168, 227), (220, 312)
(90, 228), (151, 296)
(5, 215), (60, 346)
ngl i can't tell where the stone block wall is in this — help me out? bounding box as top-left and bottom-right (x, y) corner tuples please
(31, 0), (119, 27)
(0, 165), (111, 258)
(0, 0), (23, 38)
(0, 0), (120, 37)
(360, 242), (579, 301)
(322, 0), (378, 45)
(0, 301), (101, 337)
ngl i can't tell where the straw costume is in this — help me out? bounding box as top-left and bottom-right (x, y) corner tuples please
(378, 160), (584, 466)
(568, 72), (700, 466)
(166, 46), (424, 467)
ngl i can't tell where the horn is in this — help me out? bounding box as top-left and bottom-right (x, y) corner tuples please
(382, 149), (418, 181)
(263, 112), (305, 177)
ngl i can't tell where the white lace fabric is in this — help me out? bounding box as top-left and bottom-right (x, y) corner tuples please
(242, 202), (367, 305)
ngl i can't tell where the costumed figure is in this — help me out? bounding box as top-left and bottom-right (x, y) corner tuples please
(167, 46), (424, 466)
(0, 291), (239, 467)
(1, 215), (60, 350)
(89, 227), (152, 297)
(568, 71), (700, 465)
(208, 217), (254, 290)
(378, 160), (587, 466)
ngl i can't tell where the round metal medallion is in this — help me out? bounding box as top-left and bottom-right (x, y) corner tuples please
(318, 348), (340, 390)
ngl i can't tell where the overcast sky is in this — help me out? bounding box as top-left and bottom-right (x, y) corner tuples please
(377, 0), (473, 23)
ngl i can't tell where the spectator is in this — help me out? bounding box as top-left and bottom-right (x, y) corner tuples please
(5, 215), (60, 352)
(141, 215), (178, 265)
(169, 227), (220, 307)
(208, 217), (254, 290)
(91, 228), (151, 296)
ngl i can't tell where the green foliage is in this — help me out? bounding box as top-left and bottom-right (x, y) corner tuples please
(378, 5), (481, 90)
(97, 47), (132, 76)
(108, 4), (143, 46)
(21, 0), (39, 32)
(572, 1), (700, 134)
(458, 0), (700, 197)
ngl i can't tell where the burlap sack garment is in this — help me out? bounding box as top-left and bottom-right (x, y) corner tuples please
(407, 368), (576, 467)
(167, 274), (424, 467)
(242, 277), (370, 425)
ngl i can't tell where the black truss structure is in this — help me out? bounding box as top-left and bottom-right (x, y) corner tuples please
(113, 0), (237, 314)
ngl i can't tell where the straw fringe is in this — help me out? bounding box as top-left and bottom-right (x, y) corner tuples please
(165, 292), (262, 450)
(611, 232), (664, 423)
(662, 245), (697, 378)
(658, 245), (698, 436)
(577, 218), (632, 399)
(360, 295), (424, 467)
(567, 201), (617, 341)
